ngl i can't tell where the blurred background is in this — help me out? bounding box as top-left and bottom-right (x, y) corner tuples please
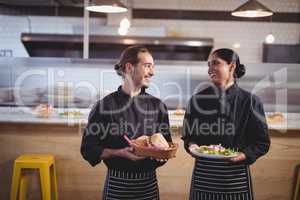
(1, 1), (300, 200)
(0, 0), (299, 112)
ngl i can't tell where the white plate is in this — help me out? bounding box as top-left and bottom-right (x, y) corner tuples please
(190, 148), (239, 159)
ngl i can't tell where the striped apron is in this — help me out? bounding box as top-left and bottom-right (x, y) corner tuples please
(102, 169), (159, 200)
(189, 157), (253, 200)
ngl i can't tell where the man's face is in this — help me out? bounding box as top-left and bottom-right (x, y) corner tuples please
(130, 52), (155, 88)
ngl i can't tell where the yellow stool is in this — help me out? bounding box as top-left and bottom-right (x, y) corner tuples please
(19, 174), (29, 200)
(294, 165), (300, 200)
(10, 154), (58, 200)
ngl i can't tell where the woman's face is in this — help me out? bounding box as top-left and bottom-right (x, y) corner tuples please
(208, 54), (234, 86)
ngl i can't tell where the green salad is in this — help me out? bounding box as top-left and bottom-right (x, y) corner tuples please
(196, 144), (238, 156)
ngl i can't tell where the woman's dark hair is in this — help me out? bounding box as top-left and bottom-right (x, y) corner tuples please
(212, 48), (246, 79)
(114, 45), (150, 76)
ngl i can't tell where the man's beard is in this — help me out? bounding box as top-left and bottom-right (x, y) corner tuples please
(142, 84), (149, 89)
(141, 85), (148, 91)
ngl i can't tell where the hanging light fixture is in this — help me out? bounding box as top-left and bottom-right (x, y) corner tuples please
(231, 0), (273, 18)
(265, 33), (275, 44)
(118, 17), (130, 36)
(86, 0), (128, 13)
(120, 17), (131, 29)
(118, 26), (128, 35)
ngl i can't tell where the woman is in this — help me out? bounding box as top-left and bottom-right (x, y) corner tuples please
(182, 48), (270, 200)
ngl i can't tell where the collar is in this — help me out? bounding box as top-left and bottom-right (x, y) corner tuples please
(225, 83), (239, 98)
(117, 86), (146, 98)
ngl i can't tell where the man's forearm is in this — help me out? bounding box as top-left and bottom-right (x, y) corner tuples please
(100, 148), (120, 159)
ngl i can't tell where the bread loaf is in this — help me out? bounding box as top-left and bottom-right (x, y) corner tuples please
(134, 135), (150, 147)
(133, 133), (169, 150)
(150, 133), (169, 150)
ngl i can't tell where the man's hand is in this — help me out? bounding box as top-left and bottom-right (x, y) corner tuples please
(150, 157), (168, 162)
(118, 147), (146, 161)
(230, 152), (246, 162)
(101, 147), (145, 161)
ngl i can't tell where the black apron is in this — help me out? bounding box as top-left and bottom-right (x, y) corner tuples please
(103, 169), (159, 200)
(190, 157), (254, 200)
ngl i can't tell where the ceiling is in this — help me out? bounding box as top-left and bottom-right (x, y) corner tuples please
(0, 0), (83, 6)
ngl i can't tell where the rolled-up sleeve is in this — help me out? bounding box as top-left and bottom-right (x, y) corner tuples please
(241, 96), (270, 165)
(181, 98), (197, 153)
(80, 100), (109, 167)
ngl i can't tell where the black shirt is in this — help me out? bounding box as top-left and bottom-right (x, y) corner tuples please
(81, 86), (172, 172)
(181, 83), (270, 165)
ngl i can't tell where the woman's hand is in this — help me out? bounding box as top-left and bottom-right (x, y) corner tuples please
(230, 152), (246, 162)
(188, 143), (199, 152)
(188, 143), (199, 158)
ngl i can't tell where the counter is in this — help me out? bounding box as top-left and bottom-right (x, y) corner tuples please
(1, 107), (300, 131)
(0, 107), (299, 200)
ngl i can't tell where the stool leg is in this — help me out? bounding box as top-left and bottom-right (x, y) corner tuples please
(50, 163), (58, 200)
(19, 175), (28, 200)
(294, 171), (300, 200)
(10, 164), (21, 200)
(39, 166), (51, 200)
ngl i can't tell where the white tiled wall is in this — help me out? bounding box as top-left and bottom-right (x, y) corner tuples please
(132, 0), (300, 13)
(0, 15), (29, 57)
(130, 0), (300, 63)
(0, 15), (105, 57)
(0, 0), (299, 62)
(132, 19), (300, 63)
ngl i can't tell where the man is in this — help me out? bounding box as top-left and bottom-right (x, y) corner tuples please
(81, 45), (172, 200)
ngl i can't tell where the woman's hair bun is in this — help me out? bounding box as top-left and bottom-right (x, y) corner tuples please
(235, 64), (246, 78)
(212, 48), (246, 79)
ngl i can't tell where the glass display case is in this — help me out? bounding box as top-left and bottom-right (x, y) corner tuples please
(0, 57), (299, 112)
